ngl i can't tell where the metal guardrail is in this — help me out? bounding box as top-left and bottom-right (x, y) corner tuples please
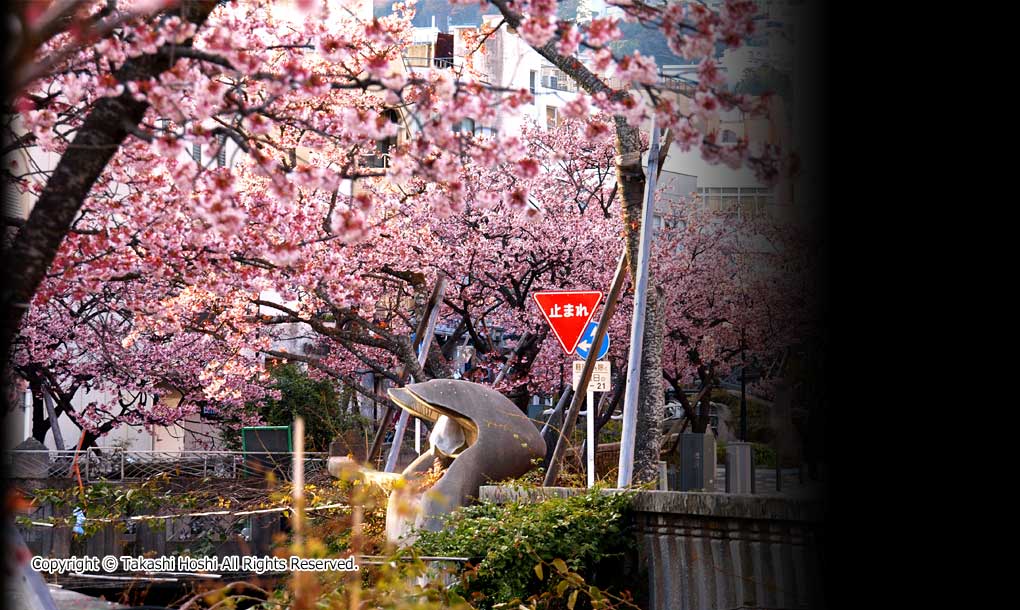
(3, 449), (328, 482)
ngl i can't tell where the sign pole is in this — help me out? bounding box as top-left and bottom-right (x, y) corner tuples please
(586, 386), (595, 488)
(543, 244), (628, 486)
(617, 117), (662, 488)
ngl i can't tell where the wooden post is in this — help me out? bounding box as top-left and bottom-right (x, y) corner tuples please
(384, 275), (448, 472)
(366, 276), (444, 465)
(69, 431), (86, 491)
(366, 403), (395, 465)
(43, 390), (65, 450)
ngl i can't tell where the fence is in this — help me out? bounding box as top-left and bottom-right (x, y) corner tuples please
(3, 449), (328, 482)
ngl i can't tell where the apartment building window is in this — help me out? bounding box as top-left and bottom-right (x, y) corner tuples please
(720, 188), (739, 215)
(452, 118), (476, 134)
(721, 129), (738, 143)
(529, 70), (537, 94)
(364, 109), (400, 168)
(403, 43), (432, 68)
(3, 188), (22, 220)
(540, 66), (578, 92)
(652, 214), (664, 235)
(546, 105), (559, 129)
(696, 186), (772, 218)
(191, 141), (201, 163)
(434, 33), (454, 69)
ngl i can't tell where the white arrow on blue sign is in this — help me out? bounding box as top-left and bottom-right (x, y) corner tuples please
(574, 321), (609, 360)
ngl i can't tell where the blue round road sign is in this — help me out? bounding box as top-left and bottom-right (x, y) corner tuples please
(574, 321), (609, 359)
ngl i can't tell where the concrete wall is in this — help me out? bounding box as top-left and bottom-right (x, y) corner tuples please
(479, 486), (825, 610)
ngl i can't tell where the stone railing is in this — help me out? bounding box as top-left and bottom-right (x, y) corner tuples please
(479, 486), (825, 610)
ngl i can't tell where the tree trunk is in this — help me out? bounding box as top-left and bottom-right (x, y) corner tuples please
(80, 430), (101, 451)
(631, 287), (665, 483)
(504, 330), (546, 413)
(692, 387), (713, 434)
(30, 380), (49, 443)
(614, 120), (666, 485)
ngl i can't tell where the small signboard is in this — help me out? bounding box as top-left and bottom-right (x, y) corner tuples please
(572, 360), (611, 393)
(532, 290), (603, 354)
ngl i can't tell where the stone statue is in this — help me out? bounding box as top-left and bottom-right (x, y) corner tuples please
(328, 379), (545, 546)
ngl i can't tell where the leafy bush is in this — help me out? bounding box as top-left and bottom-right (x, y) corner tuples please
(752, 443), (777, 468)
(222, 362), (369, 451)
(413, 488), (636, 609)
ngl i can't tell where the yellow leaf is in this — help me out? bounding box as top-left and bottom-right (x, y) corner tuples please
(552, 558), (568, 574)
(534, 563), (543, 581)
(567, 590), (579, 610)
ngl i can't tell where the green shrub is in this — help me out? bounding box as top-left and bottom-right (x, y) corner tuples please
(752, 443), (777, 468)
(221, 362), (369, 451)
(413, 488), (635, 609)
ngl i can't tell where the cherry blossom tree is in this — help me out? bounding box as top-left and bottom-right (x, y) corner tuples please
(11, 279), (271, 449)
(652, 199), (808, 434)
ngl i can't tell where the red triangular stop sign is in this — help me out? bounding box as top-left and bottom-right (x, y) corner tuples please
(532, 291), (603, 354)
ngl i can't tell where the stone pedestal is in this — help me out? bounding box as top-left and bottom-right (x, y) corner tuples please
(725, 441), (754, 494)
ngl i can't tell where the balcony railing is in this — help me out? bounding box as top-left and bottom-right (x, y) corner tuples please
(658, 74), (698, 96)
(401, 55), (456, 70)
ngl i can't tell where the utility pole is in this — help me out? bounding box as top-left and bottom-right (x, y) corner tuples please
(616, 117), (662, 488)
(740, 328), (747, 442)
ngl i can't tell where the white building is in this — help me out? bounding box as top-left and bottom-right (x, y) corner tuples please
(402, 16), (583, 136)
